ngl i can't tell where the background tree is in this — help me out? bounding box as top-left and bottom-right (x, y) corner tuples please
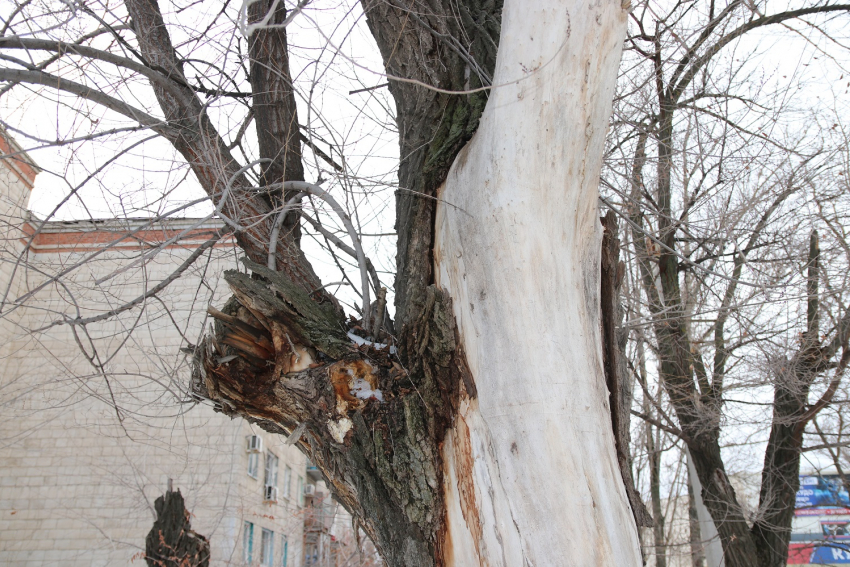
(602, 1), (850, 565)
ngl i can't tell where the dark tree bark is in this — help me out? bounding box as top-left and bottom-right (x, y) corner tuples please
(145, 489), (210, 567)
(602, 211), (653, 530)
(751, 232), (850, 567)
(124, 0), (324, 295)
(248, 0), (305, 242)
(6, 0), (850, 564)
(359, 0), (502, 333)
(193, 4), (503, 563)
(622, 3), (850, 565)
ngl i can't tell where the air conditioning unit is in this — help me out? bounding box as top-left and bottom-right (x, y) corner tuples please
(246, 435), (263, 453)
(304, 484), (316, 497)
(264, 485), (278, 502)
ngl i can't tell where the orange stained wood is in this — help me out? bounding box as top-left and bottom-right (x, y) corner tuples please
(329, 359), (379, 415)
(453, 414), (482, 559)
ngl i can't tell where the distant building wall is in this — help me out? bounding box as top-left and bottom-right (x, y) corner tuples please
(0, 131), (305, 566)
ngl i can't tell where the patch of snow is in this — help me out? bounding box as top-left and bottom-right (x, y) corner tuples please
(350, 377), (383, 402)
(347, 331), (397, 354)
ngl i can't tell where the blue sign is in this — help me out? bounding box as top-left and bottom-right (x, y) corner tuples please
(797, 475), (850, 509)
(791, 476), (850, 564)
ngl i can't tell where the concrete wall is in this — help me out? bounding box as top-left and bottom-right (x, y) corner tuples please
(0, 133), (306, 566)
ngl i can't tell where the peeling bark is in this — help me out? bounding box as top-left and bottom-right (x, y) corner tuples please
(359, 0), (502, 334)
(190, 1), (640, 565)
(196, 269), (472, 566)
(432, 0), (640, 563)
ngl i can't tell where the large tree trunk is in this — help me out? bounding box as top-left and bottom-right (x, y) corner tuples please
(431, 1), (639, 562)
(193, 1), (640, 565)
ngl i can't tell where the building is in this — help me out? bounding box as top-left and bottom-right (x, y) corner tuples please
(0, 132), (308, 565)
(301, 474), (382, 567)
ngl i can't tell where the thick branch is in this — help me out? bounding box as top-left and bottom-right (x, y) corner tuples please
(0, 67), (170, 135)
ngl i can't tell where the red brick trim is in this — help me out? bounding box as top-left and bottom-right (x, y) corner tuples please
(0, 131), (39, 189)
(21, 222), (237, 254)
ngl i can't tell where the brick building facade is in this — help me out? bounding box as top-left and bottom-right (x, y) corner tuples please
(0, 132), (308, 566)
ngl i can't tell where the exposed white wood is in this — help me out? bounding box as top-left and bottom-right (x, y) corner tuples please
(688, 450), (727, 567)
(433, 0), (641, 564)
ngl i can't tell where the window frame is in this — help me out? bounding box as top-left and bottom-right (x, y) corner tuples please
(248, 451), (260, 479)
(243, 521), (254, 564)
(264, 452), (279, 490)
(282, 466), (291, 499)
(260, 527), (274, 566)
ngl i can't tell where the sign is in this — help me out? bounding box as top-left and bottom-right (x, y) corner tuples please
(797, 475), (850, 511)
(790, 475), (850, 564)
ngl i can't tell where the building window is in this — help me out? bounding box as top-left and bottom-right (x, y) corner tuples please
(243, 521), (254, 563)
(248, 452), (259, 479)
(297, 476), (304, 507)
(281, 535), (288, 567)
(265, 452), (279, 490)
(261, 528), (274, 566)
(305, 544), (318, 566)
(282, 466), (291, 498)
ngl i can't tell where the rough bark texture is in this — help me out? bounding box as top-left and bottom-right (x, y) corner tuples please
(601, 212), (653, 530)
(359, 0), (502, 333)
(124, 2), (495, 561)
(145, 490), (210, 567)
(195, 262), (472, 566)
(190, 1), (504, 563)
(248, 0), (305, 241)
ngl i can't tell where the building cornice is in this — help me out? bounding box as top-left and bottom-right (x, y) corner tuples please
(0, 127), (39, 189)
(21, 217), (236, 254)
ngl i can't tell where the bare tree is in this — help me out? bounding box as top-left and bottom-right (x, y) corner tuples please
(603, 1), (850, 565)
(0, 0), (642, 565)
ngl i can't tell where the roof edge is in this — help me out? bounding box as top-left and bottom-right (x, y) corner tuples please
(0, 126), (40, 189)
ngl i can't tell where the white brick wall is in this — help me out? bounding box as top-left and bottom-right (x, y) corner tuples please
(0, 147), (306, 566)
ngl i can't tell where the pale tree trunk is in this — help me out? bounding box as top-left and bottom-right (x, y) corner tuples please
(687, 466), (706, 567)
(433, 1), (640, 563)
(649, 425), (667, 567)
